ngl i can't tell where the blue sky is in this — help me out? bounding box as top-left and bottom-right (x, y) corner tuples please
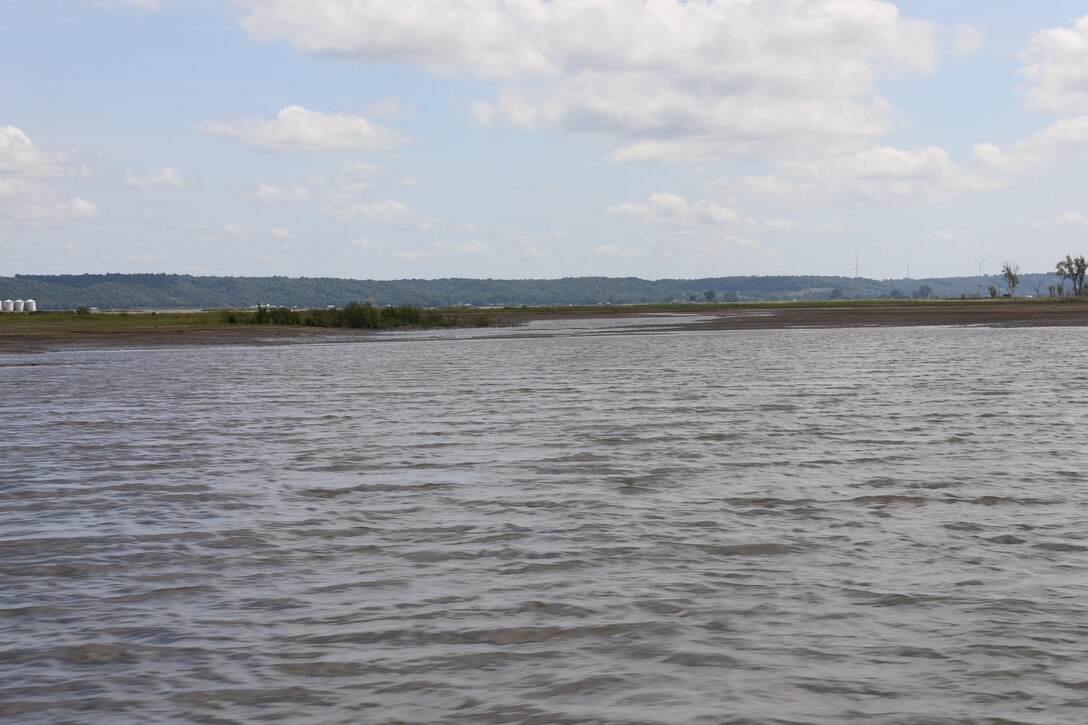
(4, 0), (1088, 281)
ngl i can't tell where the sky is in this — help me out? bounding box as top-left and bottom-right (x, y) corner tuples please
(3, 1), (1088, 281)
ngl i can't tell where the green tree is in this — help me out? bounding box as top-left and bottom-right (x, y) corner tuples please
(704, 290), (716, 302)
(1001, 261), (1021, 297)
(988, 283), (999, 299)
(912, 285), (933, 299)
(1056, 255), (1087, 297)
(829, 287), (846, 300)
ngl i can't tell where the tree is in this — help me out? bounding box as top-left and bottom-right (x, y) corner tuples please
(912, 285), (933, 299)
(1001, 261), (1021, 297)
(988, 283), (999, 298)
(829, 287), (846, 300)
(1056, 255), (1087, 297)
(704, 290), (716, 302)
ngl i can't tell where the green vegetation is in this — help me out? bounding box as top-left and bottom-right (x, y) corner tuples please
(220, 301), (471, 329)
(1001, 261), (1021, 297)
(1055, 255), (1087, 297)
(0, 303), (490, 334)
(0, 271), (1074, 310)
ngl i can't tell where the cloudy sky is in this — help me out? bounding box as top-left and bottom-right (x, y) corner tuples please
(4, 1), (1088, 280)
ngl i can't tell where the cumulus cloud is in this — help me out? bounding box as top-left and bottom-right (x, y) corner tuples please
(972, 115), (1088, 174)
(237, 0), (939, 161)
(122, 167), (188, 188)
(323, 199), (413, 221)
(1, 125), (97, 223)
(953, 23), (983, 59)
(267, 227), (293, 238)
(198, 105), (412, 151)
(590, 244), (649, 258)
(391, 250), (429, 262)
(721, 145), (996, 205)
(250, 183), (311, 203)
(1024, 212), (1088, 228)
(0, 125), (84, 177)
(1021, 15), (1088, 116)
(5, 194), (99, 222)
(435, 239), (490, 254)
(348, 237), (385, 250)
(0, 178), (97, 218)
(606, 192), (747, 225)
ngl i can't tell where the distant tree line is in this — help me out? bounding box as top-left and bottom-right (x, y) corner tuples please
(1, 269), (1080, 310)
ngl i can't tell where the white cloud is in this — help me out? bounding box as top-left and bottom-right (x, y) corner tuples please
(364, 98), (417, 119)
(251, 183), (311, 203)
(972, 115), (1088, 174)
(1021, 15), (1088, 116)
(223, 223), (246, 237)
(7, 196), (99, 222)
(953, 24), (983, 59)
(391, 250), (429, 262)
(0, 125), (84, 177)
(324, 199), (413, 222)
(267, 227), (293, 238)
(129, 250), (164, 263)
(924, 228), (972, 240)
(525, 246), (549, 260)
(606, 192), (746, 225)
(435, 239), (490, 254)
(722, 145), (995, 205)
(238, 0), (939, 161)
(198, 105), (412, 151)
(762, 218), (797, 232)
(1024, 212), (1088, 228)
(590, 244), (649, 258)
(122, 166), (188, 188)
(348, 237), (385, 250)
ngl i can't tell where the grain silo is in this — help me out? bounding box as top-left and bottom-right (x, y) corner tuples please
(24, 299), (36, 312)
(13, 300), (24, 312)
(1, 300), (11, 312)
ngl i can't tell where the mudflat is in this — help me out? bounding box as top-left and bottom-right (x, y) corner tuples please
(2, 301), (1086, 353)
(477, 301), (1088, 333)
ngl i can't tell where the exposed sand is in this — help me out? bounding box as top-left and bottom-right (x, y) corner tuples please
(2, 302), (1086, 353)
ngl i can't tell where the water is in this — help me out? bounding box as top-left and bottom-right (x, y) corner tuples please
(4, 318), (1088, 724)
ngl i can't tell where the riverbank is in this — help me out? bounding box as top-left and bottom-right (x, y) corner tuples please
(2, 300), (1087, 353)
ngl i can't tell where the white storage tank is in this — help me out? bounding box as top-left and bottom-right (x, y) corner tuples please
(1, 299), (11, 312)
(13, 299), (24, 312)
(24, 299), (36, 312)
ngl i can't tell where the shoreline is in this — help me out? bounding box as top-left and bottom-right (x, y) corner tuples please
(2, 302), (1087, 353)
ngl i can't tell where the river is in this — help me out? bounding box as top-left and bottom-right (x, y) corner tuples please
(3, 316), (1088, 723)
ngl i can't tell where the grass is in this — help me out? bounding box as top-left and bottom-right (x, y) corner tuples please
(0, 310), (232, 333)
(2, 296), (1083, 335)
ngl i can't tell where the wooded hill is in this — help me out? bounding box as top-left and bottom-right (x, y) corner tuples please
(0, 272), (1062, 310)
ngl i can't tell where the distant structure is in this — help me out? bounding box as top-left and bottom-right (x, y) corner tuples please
(0, 298), (39, 312)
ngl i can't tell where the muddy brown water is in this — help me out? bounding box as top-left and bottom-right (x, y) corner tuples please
(3, 315), (1088, 723)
